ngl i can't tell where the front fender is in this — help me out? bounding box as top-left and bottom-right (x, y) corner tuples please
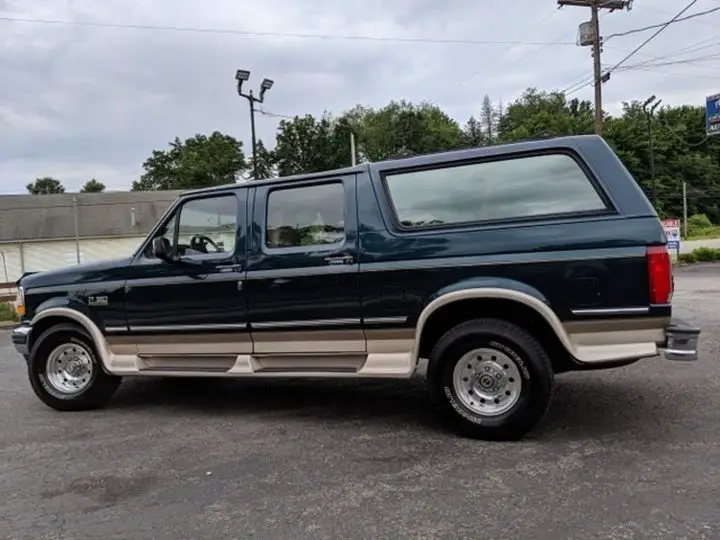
(33, 296), (99, 327)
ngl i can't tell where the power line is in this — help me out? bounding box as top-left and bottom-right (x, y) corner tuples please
(605, 6), (720, 41)
(0, 16), (577, 46)
(658, 114), (711, 147)
(604, 1), (701, 75)
(257, 108), (294, 120)
(637, 3), (720, 29)
(454, 6), (562, 90)
(613, 53), (720, 71)
(565, 0), (704, 95)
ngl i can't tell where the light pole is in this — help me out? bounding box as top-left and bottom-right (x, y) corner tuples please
(642, 94), (662, 208)
(235, 70), (274, 179)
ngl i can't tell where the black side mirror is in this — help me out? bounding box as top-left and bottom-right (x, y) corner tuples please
(152, 237), (174, 262)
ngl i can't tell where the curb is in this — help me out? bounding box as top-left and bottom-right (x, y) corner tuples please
(0, 321), (18, 329)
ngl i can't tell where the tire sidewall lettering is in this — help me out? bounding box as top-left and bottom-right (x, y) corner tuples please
(488, 340), (531, 381)
(444, 385), (486, 425)
(442, 336), (531, 425)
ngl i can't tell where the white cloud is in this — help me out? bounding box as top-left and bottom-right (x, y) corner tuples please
(1, 0), (719, 193)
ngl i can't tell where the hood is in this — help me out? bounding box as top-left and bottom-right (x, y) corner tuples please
(19, 257), (133, 289)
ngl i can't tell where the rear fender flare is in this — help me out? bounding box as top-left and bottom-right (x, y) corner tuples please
(411, 282), (574, 366)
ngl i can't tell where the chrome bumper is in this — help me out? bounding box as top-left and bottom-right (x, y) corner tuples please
(662, 319), (700, 361)
(11, 323), (31, 357)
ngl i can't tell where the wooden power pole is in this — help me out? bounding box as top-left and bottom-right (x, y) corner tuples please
(557, 0), (633, 136)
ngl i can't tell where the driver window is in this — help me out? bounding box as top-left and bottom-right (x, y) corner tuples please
(175, 194), (238, 258)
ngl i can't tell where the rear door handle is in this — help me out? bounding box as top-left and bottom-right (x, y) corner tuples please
(216, 263), (243, 273)
(324, 255), (354, 265)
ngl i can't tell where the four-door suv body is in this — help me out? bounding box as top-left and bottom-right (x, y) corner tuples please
(12, 134), (701, 440)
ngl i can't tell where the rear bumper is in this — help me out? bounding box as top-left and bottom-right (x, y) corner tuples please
(11, 323), (31, 357)
(662, 318), (701, 361)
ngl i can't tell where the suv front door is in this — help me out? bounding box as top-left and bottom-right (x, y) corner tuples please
(246, 175), (363, 356)
(123, 190), (249, 357)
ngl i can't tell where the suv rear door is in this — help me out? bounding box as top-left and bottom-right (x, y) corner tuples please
(245, 175), (363, 356)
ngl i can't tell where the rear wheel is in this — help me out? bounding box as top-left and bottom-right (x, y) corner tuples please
(427, 318), (554, 441)
(28, 324), (121, 411)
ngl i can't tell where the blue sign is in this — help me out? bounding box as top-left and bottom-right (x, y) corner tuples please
(667, 240), (680, 252)
(707, 93), (720, 136)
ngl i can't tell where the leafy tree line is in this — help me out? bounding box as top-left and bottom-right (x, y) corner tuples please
(26, 177), (106, 194)
(27, 87), (720, 224)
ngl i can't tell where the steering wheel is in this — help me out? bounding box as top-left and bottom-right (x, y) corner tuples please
(190, 234), (221, 253)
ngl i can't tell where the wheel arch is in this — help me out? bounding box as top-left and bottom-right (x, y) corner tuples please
(30, 307), (111, 370)
(413, 284), (577, 373)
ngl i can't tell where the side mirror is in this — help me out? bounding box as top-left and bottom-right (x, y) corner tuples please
(152, 237), (174, 262)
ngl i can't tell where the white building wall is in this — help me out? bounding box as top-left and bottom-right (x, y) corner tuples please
(0, 236), (146, 283)
(0, 244), (22, 283)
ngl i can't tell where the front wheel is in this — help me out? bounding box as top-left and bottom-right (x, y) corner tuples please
(28, 324), (121, 411)
(427, 318), (554, 441)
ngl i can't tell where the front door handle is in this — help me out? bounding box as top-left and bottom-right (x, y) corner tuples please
(324, 255), (354, 265)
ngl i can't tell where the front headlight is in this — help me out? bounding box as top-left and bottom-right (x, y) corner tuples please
(16, 286), (25, 318)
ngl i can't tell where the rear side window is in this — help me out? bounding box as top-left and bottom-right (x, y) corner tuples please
(383, 153), (608, 228)
(265, 182), (346, 248)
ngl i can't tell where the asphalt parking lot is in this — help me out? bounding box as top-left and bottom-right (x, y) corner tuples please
(1, 265), (719, 540)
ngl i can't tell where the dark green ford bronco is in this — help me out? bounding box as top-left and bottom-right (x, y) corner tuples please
(12, 134), (701, 440)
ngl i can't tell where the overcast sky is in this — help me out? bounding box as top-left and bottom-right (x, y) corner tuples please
(1, 0), (719, 194)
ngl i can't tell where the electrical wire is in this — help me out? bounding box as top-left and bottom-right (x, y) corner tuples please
(565, 0), (705, 95)
(454, 6), (562, 90)
(613, 53), (720, 71)
(658, 113), (711, 147)
(0, 16), (577, 46)
(604, 6), (720, 41)
(602, 0), (701, 76)
(257, 108), (294, 120)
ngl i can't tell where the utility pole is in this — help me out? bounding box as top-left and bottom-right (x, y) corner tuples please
(558, 0), (633, 136)
(642, 95), (661, 208)
(590, 4), (603, 135)
(235, 70), (274, 180)
(350, 132), (357, 166)
(682, 181), (688, 239)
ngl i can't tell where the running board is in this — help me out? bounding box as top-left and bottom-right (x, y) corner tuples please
(123, 352), (415, 378)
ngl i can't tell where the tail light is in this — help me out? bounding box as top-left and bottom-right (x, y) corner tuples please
(647, 245), (672, 304)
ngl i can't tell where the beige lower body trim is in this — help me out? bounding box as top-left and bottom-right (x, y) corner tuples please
(564, 317), (669, 364)
(36, 309), (417, 378)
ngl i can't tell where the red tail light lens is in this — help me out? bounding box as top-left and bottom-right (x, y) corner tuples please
(647, 245), (672, 304)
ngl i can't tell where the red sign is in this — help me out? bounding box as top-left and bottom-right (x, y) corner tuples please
(663, 218), (680, 228)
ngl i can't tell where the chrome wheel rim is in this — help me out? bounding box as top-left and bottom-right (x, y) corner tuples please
(45, 342), (94, 395)
(452, 347), (523, 416)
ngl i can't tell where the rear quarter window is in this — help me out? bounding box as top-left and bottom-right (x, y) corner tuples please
(383, 152), (610, 229)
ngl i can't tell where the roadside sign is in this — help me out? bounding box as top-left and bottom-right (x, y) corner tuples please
(707, 93), (720, 136)
(663, 218), (681, 254)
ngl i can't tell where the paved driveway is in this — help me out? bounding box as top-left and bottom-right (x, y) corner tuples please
(1, 266), (719, 539)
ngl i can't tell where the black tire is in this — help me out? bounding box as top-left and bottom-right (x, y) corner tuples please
(426, 318), (554, 441)
(28, 323), (121, 411)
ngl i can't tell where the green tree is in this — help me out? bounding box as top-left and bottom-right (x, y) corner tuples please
(497, 88), (595, 142)
(273, 113), (351, 176)
(80, 178), (106, 193)
(349, 100), (466, 161)
(480, 94), (497, 144)
(26, 177), (65, 195)
(132, 131), (246, 191)
(463, 116), (485, 147)
(248, 139), (277, 180)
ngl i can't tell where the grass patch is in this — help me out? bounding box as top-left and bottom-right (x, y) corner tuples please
(677, 247), (720, 265)
(686, 226), (720, 240)
(0, 302), (17, 322)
